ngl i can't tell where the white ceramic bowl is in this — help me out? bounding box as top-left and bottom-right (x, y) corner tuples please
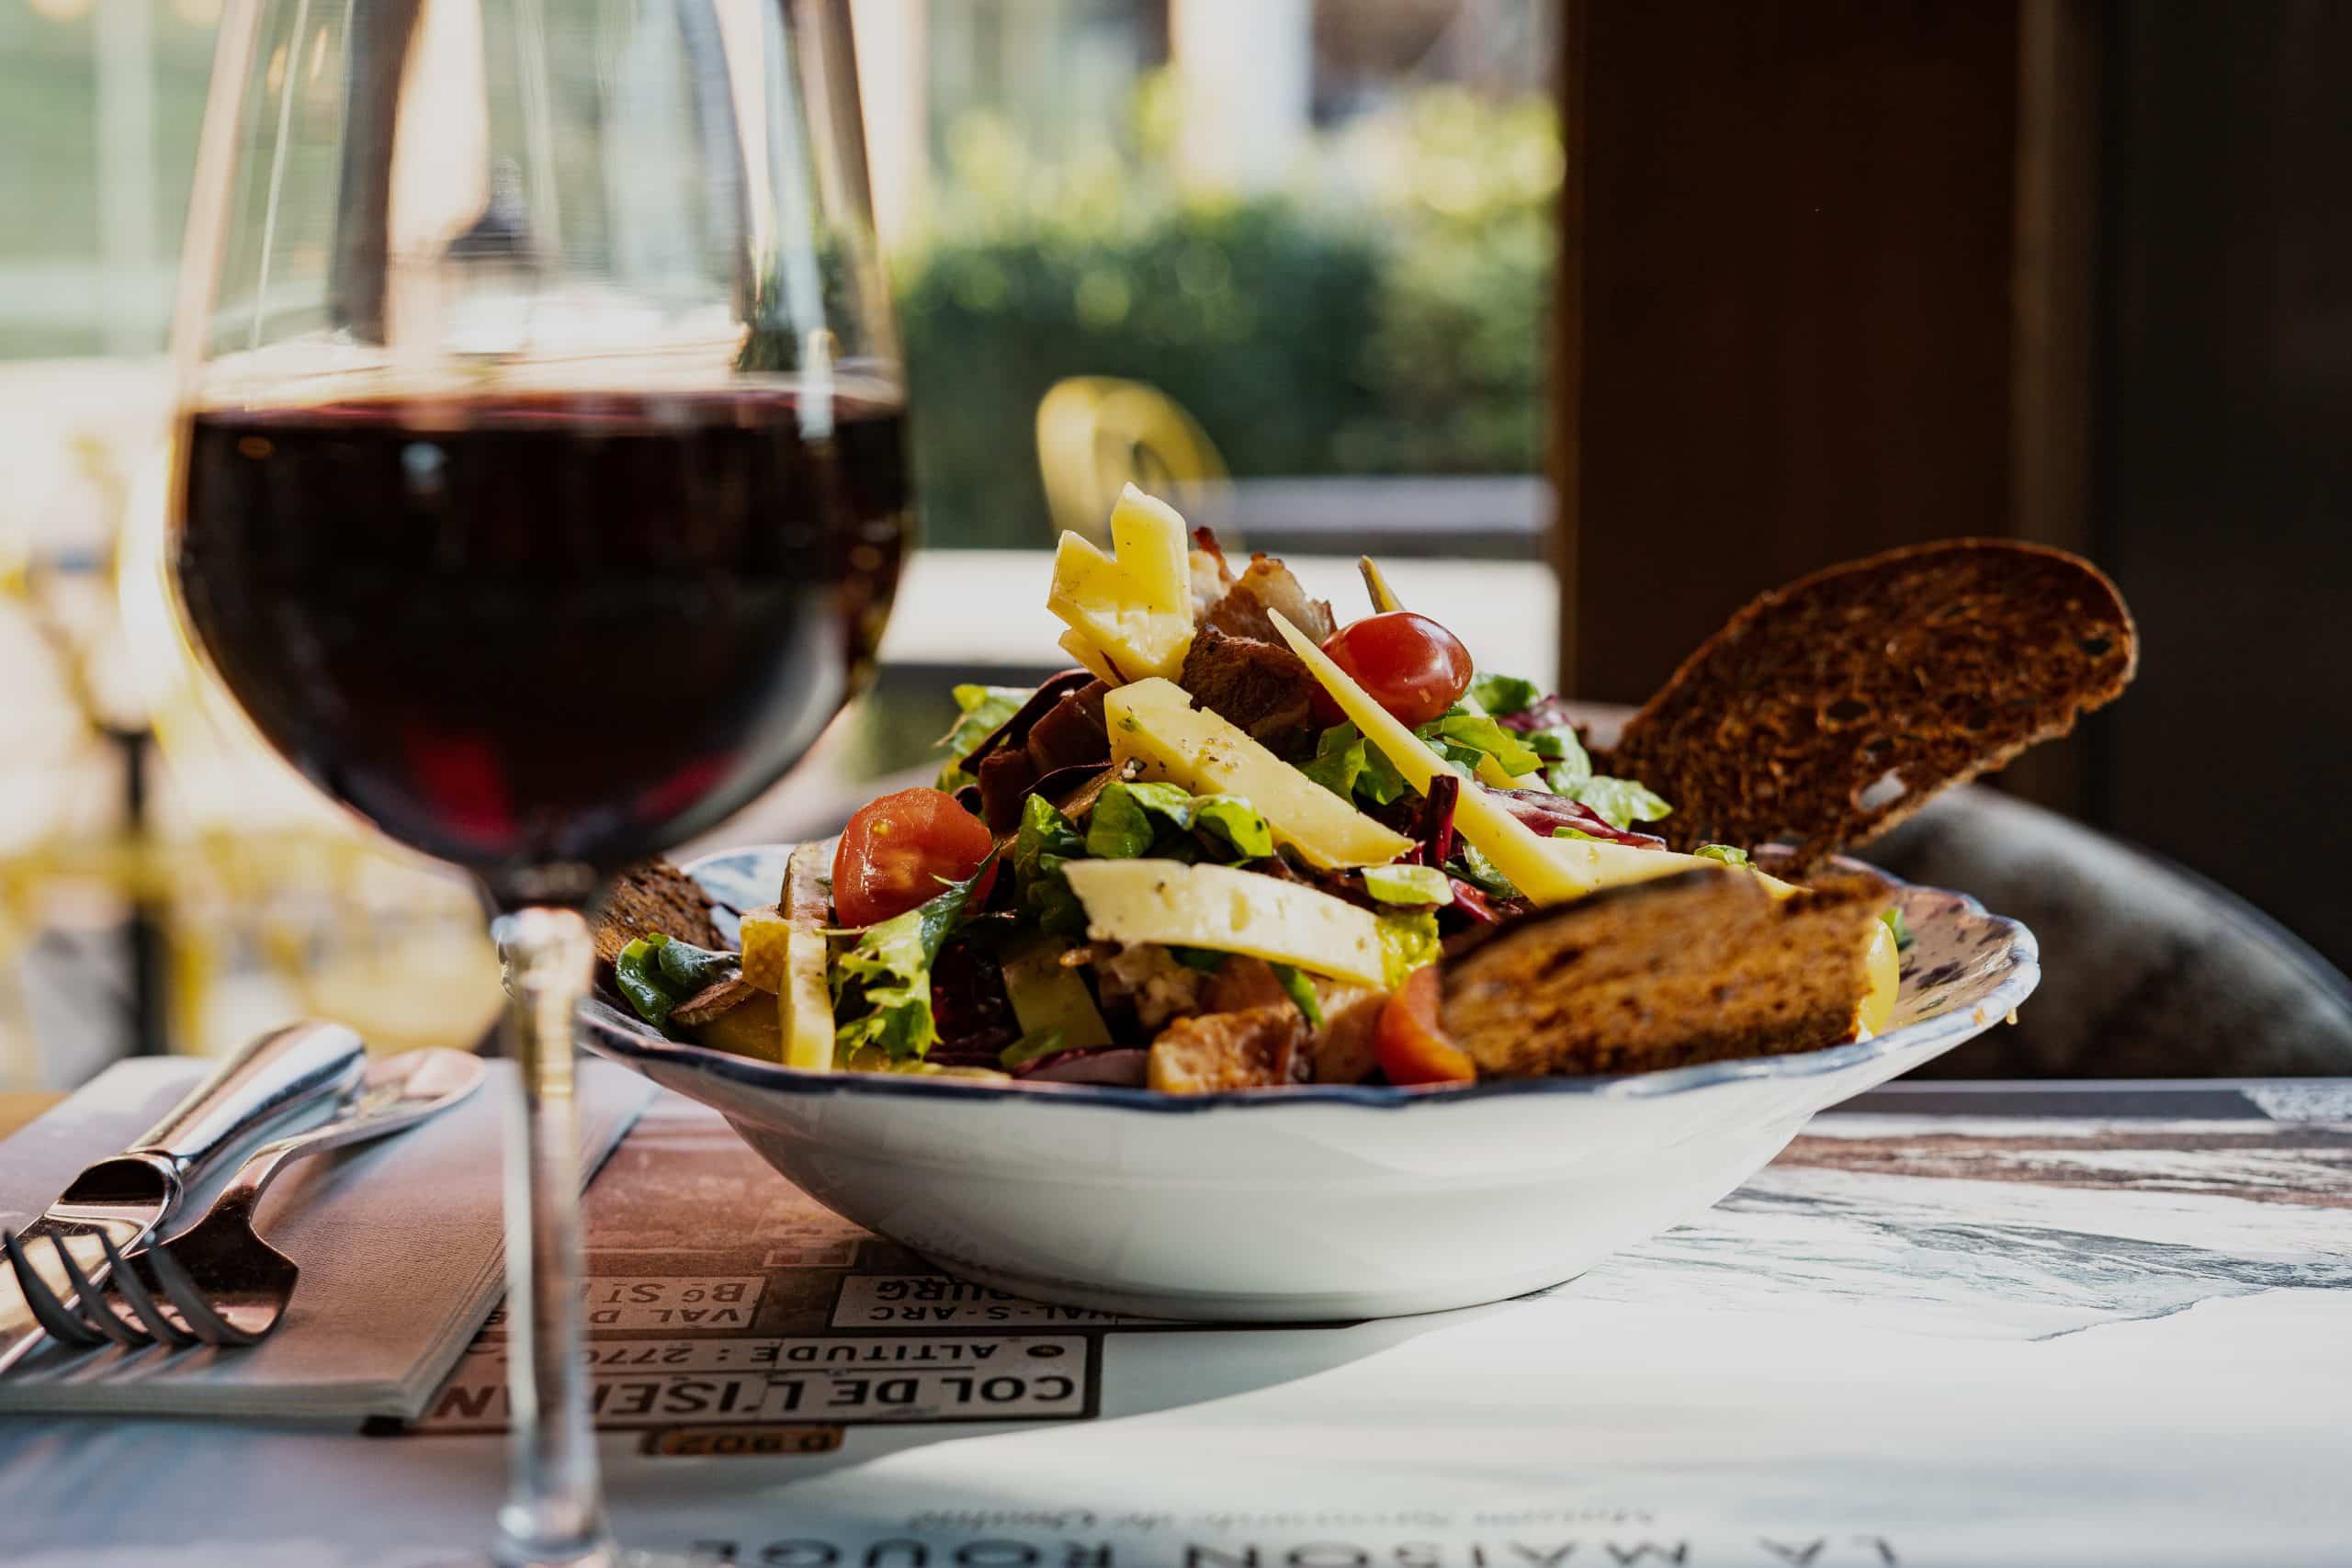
(581, 848), (2038, 1322)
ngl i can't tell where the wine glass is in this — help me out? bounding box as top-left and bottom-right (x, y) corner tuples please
(167, 2), (904, 1562)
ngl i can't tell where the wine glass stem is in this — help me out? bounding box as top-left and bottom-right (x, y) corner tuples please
(491, 906), (613, 1568)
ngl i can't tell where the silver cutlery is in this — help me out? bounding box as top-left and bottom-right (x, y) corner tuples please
(0, 1020), (367, 1372)
(3, 1046), (486, 1355)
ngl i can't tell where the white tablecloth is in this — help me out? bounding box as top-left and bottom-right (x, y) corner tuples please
(3, 1081), (2347, 1568)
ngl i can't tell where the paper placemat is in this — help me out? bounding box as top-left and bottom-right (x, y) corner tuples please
(0, 1054), (653, 1421)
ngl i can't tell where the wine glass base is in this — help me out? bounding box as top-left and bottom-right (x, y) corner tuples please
(417, 1551), (711, 1567)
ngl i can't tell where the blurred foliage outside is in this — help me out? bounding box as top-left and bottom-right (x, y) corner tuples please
(896, 74), (1561, 550)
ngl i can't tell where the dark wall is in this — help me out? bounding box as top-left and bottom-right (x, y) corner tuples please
(1560, 0), (2024, 702)
(2097, 2), (2352, 976)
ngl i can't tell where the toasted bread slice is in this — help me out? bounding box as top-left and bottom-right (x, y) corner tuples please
(1603, 540), (2136, 860)
(591, 859), (722, 966)
(1438, 868), (1892, 1077)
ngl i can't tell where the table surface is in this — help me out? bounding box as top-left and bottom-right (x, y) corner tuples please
(2, 1077), (2347, 1568)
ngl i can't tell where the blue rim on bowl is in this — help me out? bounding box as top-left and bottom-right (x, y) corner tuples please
(576, 846), (2041, 1115)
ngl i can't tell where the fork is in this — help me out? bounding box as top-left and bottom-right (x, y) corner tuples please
(1, 1227), (245, 1349)
(3, 1048), (487, 1356)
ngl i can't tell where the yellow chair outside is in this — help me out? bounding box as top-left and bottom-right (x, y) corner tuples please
(1035, 377), (1231, 547)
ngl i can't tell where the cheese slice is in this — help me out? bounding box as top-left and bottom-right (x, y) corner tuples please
(1860, 920), (1899, 1034)
(738, 904), (787, 993)
(1106, 678), (1415, 870)
(777, 839), (838, 1071)
(1057, 628), (1123, 685)
(1470, 750), (1540, 792)
(1356, 555), (1406, 615)
(1046, 484), (1196, 681)
(1270, 612), (1710, 903)
(1062, 860), (1386, 987)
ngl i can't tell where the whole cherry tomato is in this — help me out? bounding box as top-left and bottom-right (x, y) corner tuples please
(1374, 964), (1476, 1086)
(831, 787), (998, 927)
(1317, 612), (1476, 728)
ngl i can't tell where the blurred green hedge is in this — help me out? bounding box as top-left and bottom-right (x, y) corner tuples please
(896, 86), (1558, 550)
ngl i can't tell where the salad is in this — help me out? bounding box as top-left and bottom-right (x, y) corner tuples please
(605, 485), (1904, 1092)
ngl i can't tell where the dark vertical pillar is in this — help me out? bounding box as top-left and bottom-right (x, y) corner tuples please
(2098, 2), (2352, 975)
(1555, 1), (2068, 723)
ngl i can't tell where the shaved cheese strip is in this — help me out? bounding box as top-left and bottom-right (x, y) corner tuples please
(1271, 611), (1709, 904)
(1469, 749), (1540, 793)
(779, 839), (838, 1070)
(1063, 859), (1387, 987)
(1860, 920), (1900, 1034)
(1046, 485), (1196, 681)
(1057, 628), (1123, 685)
(1107, 678), (1415, 869)
(1357, 555), (1405, 615)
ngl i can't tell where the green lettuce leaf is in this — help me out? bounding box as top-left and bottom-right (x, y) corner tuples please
(1376, 911), (1444, 989)
(1450, 840), (1519, 899)
(1013, 795), (1090, 937)
(614, 932), (740, 1028)
(934, 683), (1031, 792)
(1270, 963), (1324, 1026)
(1086, 781), (1275, 863)
(998, 1028), (1067, 1070)
(613, 937), (678, 1026)
(1694, 843), (1752, 867)
(1299, 722), (1408, 809)
(1424, 710), (1542, 779)
(832, 849), (1000, 1059)
(1362, 863), (1453, 905)
(1085, 779), (1197, 859)
(1882, 906), (1916, 952)
(1360, 740), (1408, 805)
(1532, 726), (1593, 785)
(1467, 671), (1543, 716)
(1569, 776), (1674, 830)
(1192, 795), (1275, 860)
(653, 935), (735, 995)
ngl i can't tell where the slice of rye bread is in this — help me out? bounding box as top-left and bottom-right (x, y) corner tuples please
(1601, 539), (2137, 861)
(1438, 867), (1893, 1077)
(591, 859), (723, 967)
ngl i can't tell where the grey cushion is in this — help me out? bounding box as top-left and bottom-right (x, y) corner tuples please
(1869, 789), (2352, 1077)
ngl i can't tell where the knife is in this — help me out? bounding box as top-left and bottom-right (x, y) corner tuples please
(0, 1020), (368, 1372)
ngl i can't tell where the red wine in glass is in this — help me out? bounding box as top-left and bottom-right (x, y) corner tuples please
(177, 391), (907, 896)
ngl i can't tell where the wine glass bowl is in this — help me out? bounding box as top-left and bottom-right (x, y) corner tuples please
(175, 387), (907, 897)
(167, 2), (898, 1562)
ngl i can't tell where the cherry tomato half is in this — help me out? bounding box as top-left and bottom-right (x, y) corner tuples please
(832, 787), (998, 928)
(1317, 612), (1476, 728)
(1374, 964), (1476, 1086)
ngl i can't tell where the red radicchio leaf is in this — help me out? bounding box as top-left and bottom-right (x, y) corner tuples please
(1415, 772), (1460, 869)
(1447, 877), (1507, 925)
(924, 941), (1022, 1066)
(1013, 1046), (1149, 1087)
(1495, 694), (1580, 734)
(1490, 787), (1669, 850)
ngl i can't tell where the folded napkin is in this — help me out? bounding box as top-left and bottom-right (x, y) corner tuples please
(0, 1053), (653, 1422)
